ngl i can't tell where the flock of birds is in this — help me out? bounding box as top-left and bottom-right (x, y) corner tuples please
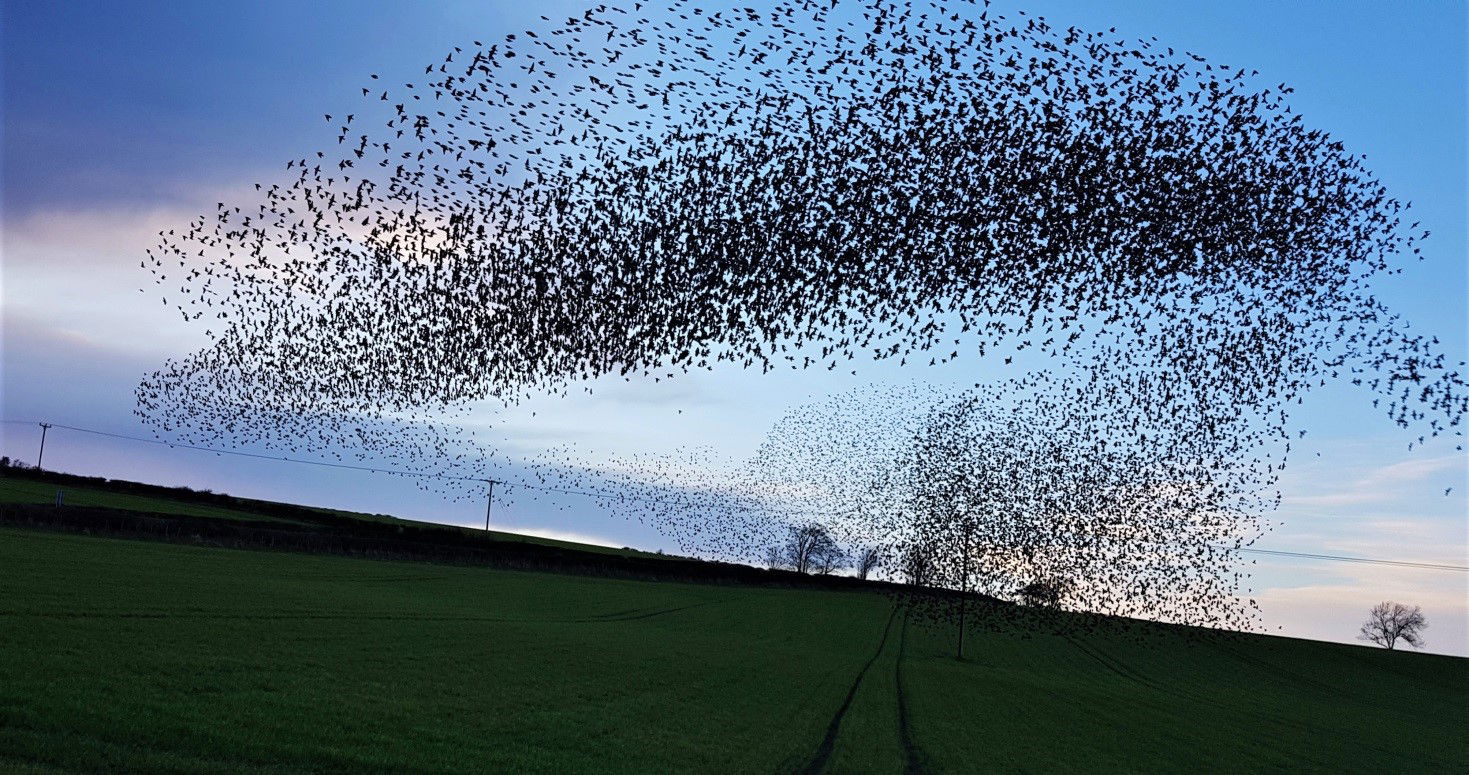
(732, 376), (1275, 632)
(135, 0), (1463, 631)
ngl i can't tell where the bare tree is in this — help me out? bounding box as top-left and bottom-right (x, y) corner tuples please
(1358, 601), (1427, 650)
(900, 543), (933, 587)
(1017, 577), (1069, 608)
(814, 539), (847, 575)
(855, 545), (882, 580)
(770, 523), (840, 574)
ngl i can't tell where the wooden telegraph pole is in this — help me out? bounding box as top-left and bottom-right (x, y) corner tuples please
(36, 422), (52, 470)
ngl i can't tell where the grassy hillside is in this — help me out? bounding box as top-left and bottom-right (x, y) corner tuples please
(0, 475), (308, 523)
(0, 471), (659, 559)
(1, 528), (1464, 773)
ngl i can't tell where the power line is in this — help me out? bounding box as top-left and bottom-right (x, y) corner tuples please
(0, 419), (803, 514)
(1236, 547), (1465, 572)
(3, 418), (1464, 572)
(3, 419), (486, 482)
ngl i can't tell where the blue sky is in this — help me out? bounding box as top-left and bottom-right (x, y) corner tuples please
(3, 1), (1465, 653)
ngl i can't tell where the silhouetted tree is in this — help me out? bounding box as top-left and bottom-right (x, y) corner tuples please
(900, 543), (934, 587)
(1018, 577), (1069, 608)
(812, 538), (847, 576)
(1358, 601), (1427, 650)
(770, 523), (839, 574)
(855, 545), (882, 580)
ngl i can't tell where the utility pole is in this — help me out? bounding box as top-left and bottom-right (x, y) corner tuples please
(36, 423), (52, 470)
(484, 479), (500, 532)
(956, 519), (971, 660)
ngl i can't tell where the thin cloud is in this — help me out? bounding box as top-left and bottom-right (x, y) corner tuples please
(1253, 562), (1467, 656)
(1284, 454), (1464, 508)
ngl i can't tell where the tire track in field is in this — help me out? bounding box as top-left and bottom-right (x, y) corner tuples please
(1064, 634), (1263, 724)
(800, 605), (900, 775)
(1066, 635), (1334, 728)
(1063, 634), (1407, 760)
(1064, 635), (1157, 690)
(1065, 634), (1232, 710)
(575, 601), (715, 622)
(894, 610), (928, 775)
(1205, 638), (1351, 699)
(1071, 634), (1284, 712)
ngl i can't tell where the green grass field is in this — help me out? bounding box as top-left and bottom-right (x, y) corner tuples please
(1, 526), (1464, 773)
(0, 477), (307, 524)
(0, 474), (663, 559)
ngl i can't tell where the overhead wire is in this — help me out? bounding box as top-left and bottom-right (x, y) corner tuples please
(2, 418), (1462, 572)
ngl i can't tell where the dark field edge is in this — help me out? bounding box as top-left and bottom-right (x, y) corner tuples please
(6, 467), (478, 531)
(0, 500), (874, 590)
(1, 467), (650, 557)
(0, 502), (1004, 602)
(0, 468), (1013, 597)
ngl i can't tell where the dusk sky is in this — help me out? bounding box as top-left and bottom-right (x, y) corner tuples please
(3, 1), (1465, 654)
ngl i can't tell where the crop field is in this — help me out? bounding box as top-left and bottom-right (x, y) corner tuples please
(0, 476), (305, 523)
(1, 525), (1464, 773)
(0, 474), (654, 559)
